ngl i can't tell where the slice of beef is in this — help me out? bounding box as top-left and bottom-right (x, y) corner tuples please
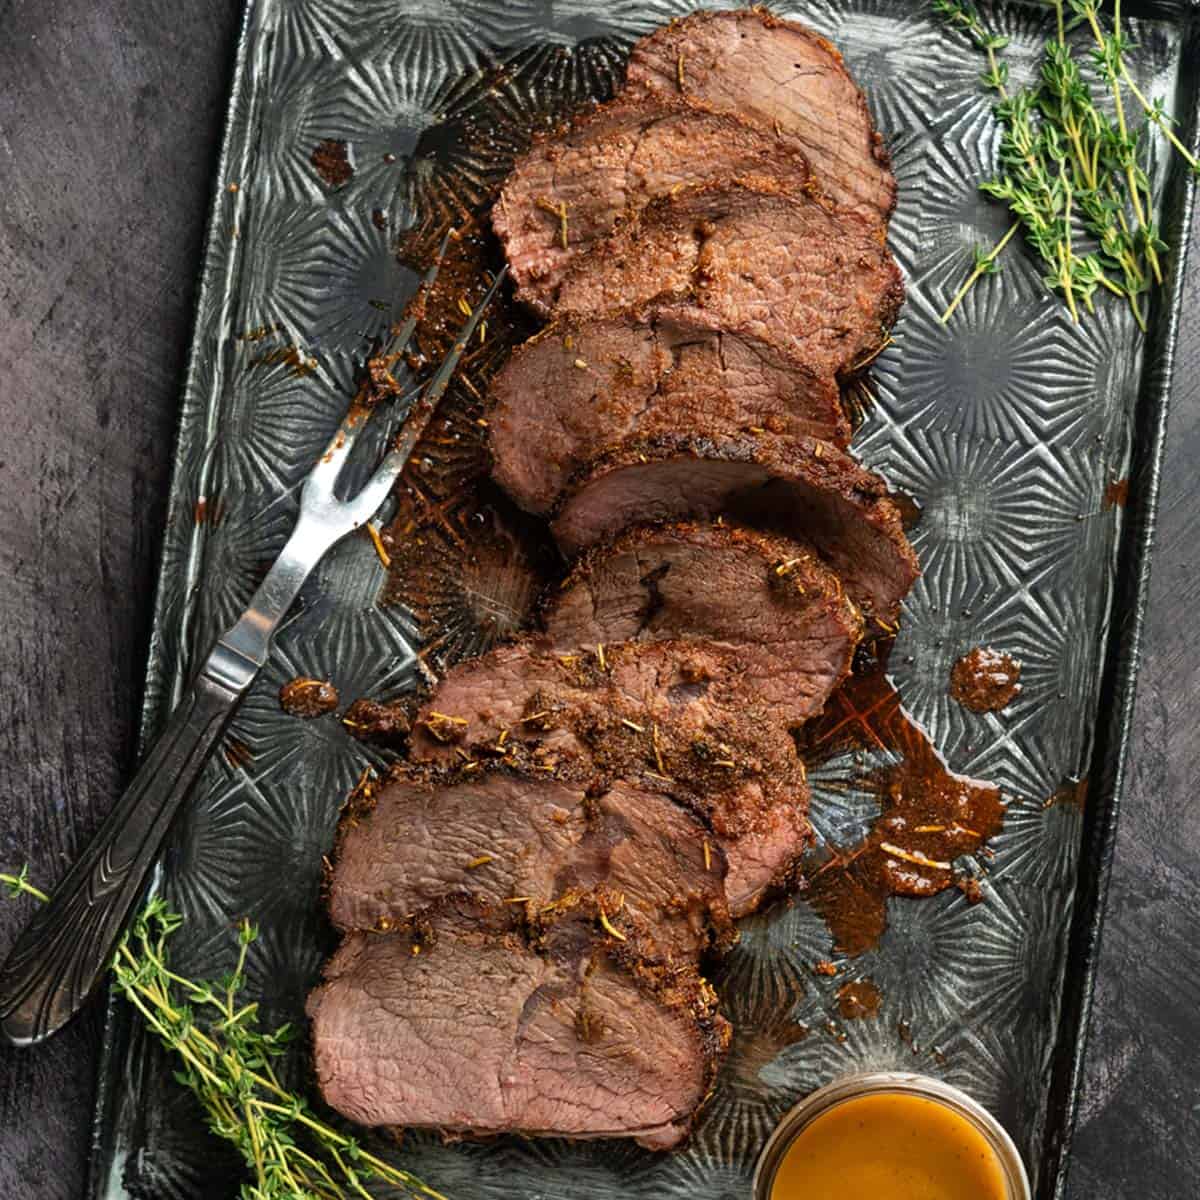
(542, 521), (862, 726)
(550, 429), (919, 626)
(411, 638), (812, 915)
(552, 178), (903, 383)
(328, 763), (731, 959)
(625, 8), (895, 222)
(488, 307), (848, 516)
(308, 893), (730, 1150)
(493, 92), (815, 313)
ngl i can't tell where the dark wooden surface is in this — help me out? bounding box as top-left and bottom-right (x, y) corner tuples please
(0, 3), (1196, 1197)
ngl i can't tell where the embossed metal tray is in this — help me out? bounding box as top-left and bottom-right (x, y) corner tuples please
(85, 2), (1200, 1197)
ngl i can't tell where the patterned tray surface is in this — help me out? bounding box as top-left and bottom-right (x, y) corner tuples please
(88, 2), (1197, 1198)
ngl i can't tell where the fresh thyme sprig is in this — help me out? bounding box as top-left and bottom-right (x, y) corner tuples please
(1073, 0), (1164, 319)
(941, 223), (1019, 321)
(3, 870), (444, 1200)
(1, 865), (49, 902)
(1112, 44), (1200, 173)
(933, 0), (1197, 329)
(933, 0), (1101, 321)
(1038, 25), (1139, 314)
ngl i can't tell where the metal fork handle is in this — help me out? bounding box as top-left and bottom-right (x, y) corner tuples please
(0, 533), (321, 1046)
(0, 668), (239, 1043)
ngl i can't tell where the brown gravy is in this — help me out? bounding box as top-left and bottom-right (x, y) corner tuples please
(798, 647), (1004, 954)
(769, 1092), (1010, 1200)
(949, 646), (1022, 713)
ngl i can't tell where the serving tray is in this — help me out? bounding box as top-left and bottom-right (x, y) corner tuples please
(86, 2), (1200, 1197)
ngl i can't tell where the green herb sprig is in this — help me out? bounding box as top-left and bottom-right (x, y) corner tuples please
(3, 869), (443, 1200)
(941, 223), (1019, 321)
(933, 0), (1199, 329)
(1038, 25), (1143, 316)
(2, 865), (49, 902)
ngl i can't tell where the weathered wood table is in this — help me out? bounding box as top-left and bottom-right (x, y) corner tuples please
(0, 3), (1195, 1196)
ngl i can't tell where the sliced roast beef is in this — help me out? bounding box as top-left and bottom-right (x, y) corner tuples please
(552, 178), (902, 382)
(328, 764), (731, 959)
(308, 894), (730, 1149)
(493, 92), (815, 313)
(625, 7), (895, 223)
(411, 639), (811, 915)
(488, 307), (848, 516)
(550, 430), (919, 625)
(542, 521), (862, 724)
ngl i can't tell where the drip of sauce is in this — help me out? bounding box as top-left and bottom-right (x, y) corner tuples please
(342, 698), (410, 750)
(279, 677), (340, 718)
(193, 497), (227, 526)
(253, 343), (319, 377)
(1103, 477), (1130, 509)
(1046, 775), (1088, 809)
(311, 139), (353, 188)
(224, 737), (253, 770)
(768, 1093), (1010, 1200)
(798, 644), (1004, 955)
(835, 977), (882, 1020)
(949, 646), (1021, 713)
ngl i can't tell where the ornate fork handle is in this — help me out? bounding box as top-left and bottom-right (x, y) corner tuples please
(0, 646), (253, 1044)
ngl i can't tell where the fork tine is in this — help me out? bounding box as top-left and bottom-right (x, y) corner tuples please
(348, 265), (508, 524)
(304, 229), (458, 498)
(302, 400), (371, 501)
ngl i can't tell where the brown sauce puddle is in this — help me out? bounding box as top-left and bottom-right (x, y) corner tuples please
(798, 645), (1005, 956)
(312, 139), (353, 189)
(949, 646), (1022, 714)
(1046, 775), (1088, 810)
(279, 677), (340, 719)
(835, 976), (882, 1020)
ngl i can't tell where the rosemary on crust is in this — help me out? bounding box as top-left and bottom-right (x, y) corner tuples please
(535, 196), (569, 250)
